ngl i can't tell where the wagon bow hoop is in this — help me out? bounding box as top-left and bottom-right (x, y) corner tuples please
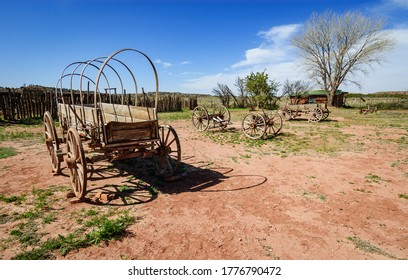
(94, 48), (160, 114)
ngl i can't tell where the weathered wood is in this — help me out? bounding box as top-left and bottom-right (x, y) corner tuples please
(105, 120), (159, 144)
(98, 102), (156, 121)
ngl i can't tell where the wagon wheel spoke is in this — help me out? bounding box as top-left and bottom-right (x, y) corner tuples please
(66, 128), (87, 199)
(213, 105), (231, 123)
(242, 113), (266, 139)
(192, 106), (209, 131)
(266, 112), (283, 137)
(309, 108), (323, 122)
(43, 111), (61, 173)
(154, 125), (181, 177)
(283, 108), (294, 120)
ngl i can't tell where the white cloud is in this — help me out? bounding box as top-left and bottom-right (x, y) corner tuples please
(389, 0), (408, 9)
(179, 61), (192, 65)
(232, 24), (302, 69)
(258, 24), (303, 44)
(154, 59), (172, 68)
(369, 0), (408, 15)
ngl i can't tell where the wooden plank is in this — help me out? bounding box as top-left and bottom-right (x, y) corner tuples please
(98, 102), (156, 121)
(105, 120), (159, 144)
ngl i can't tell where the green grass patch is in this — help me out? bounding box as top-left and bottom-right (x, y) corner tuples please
(365, 173), (389, 184)
(354, 188), (373, 194)
(347, 236), (397, 259)
(1, 184), (139, 260)
(0, 129), (43, 142)
(0, 193), (26, 205)
(398, 193), (408, 200)
(158, 108), (191, 121)
(301, 190), (327, 201)
(204, 129), (266, 148)
(0, 146), (18, 159)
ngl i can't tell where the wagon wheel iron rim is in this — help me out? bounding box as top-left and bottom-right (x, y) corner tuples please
(66, 128), (87, 199)
(322, 108), (330, 120)
(283, 108), (294, 120)
(44, 111), (61, 173)
(242, 112), (266, 139)
(266, 111), (283, 136)
(154, 125), (181, 177)
(192, 106), (210, 131)
(309, 107), (323, 122)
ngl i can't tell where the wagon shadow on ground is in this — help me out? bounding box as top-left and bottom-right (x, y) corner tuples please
(157, 156), (268, 194)
(284, 118), (338, 123)
(81, 155), (267, 206)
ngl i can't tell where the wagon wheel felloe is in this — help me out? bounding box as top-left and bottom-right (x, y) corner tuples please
(265, 112), (283, 137)
(308, 107), (323, 122)
(44, 111), (61, 173)
(283, 108), (296, 120)
(192, 106), (210, 131)
(66, 128), (87, 199)
(154, 125), (181, 177)
(242, 112), (267, 139)
(322, 108), (330, 120)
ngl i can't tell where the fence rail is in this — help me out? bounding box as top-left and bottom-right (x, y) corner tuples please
(0, 87), (198, 121)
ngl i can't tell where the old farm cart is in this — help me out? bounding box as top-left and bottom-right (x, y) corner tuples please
(44, 49), (181, 199)
(191, 105), (231, 131)
(241, 109), (283, 139)
(282, 103), (329, 122)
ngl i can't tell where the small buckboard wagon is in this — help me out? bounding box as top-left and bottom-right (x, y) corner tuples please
(241, 109), (283, 139)
(191, 105), (231, 131)
(282, 103), (329, 122)
(44, 48), (181, 199)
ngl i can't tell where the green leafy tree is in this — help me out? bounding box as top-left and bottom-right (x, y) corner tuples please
(245, 71), (280, 109)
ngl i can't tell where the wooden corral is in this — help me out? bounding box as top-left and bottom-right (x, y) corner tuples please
(0, 86), (196, 121)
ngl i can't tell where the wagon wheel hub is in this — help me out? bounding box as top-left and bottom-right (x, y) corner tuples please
(157, 146), (172, 157)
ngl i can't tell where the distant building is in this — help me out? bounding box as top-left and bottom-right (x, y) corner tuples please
(289, 89), (347, 107)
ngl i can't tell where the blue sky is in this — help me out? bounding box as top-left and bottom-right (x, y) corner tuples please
(1, 0), (407, 94)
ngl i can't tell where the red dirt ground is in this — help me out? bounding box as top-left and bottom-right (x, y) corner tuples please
(0, 117), (407, 260)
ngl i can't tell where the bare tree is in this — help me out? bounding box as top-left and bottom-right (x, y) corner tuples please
(233, 77), (248, 107)
(282, 79), (311, 105)
(212, 83), (232, 107)
(292, 10), (395, 105)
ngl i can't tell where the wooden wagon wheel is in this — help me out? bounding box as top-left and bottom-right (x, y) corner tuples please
(154, 125), (181, 177)
(44, 111), (61, 173)
(192, 106), (210, 131)
(308, 107), (323, 122)
(242, 112), (267, 139)
(283, 107), (296, 120)
(66, 128), (87, 199)
(212, 105), (231, 128)
(265, 111), (283, 137)
(322, 108), (330, 120)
